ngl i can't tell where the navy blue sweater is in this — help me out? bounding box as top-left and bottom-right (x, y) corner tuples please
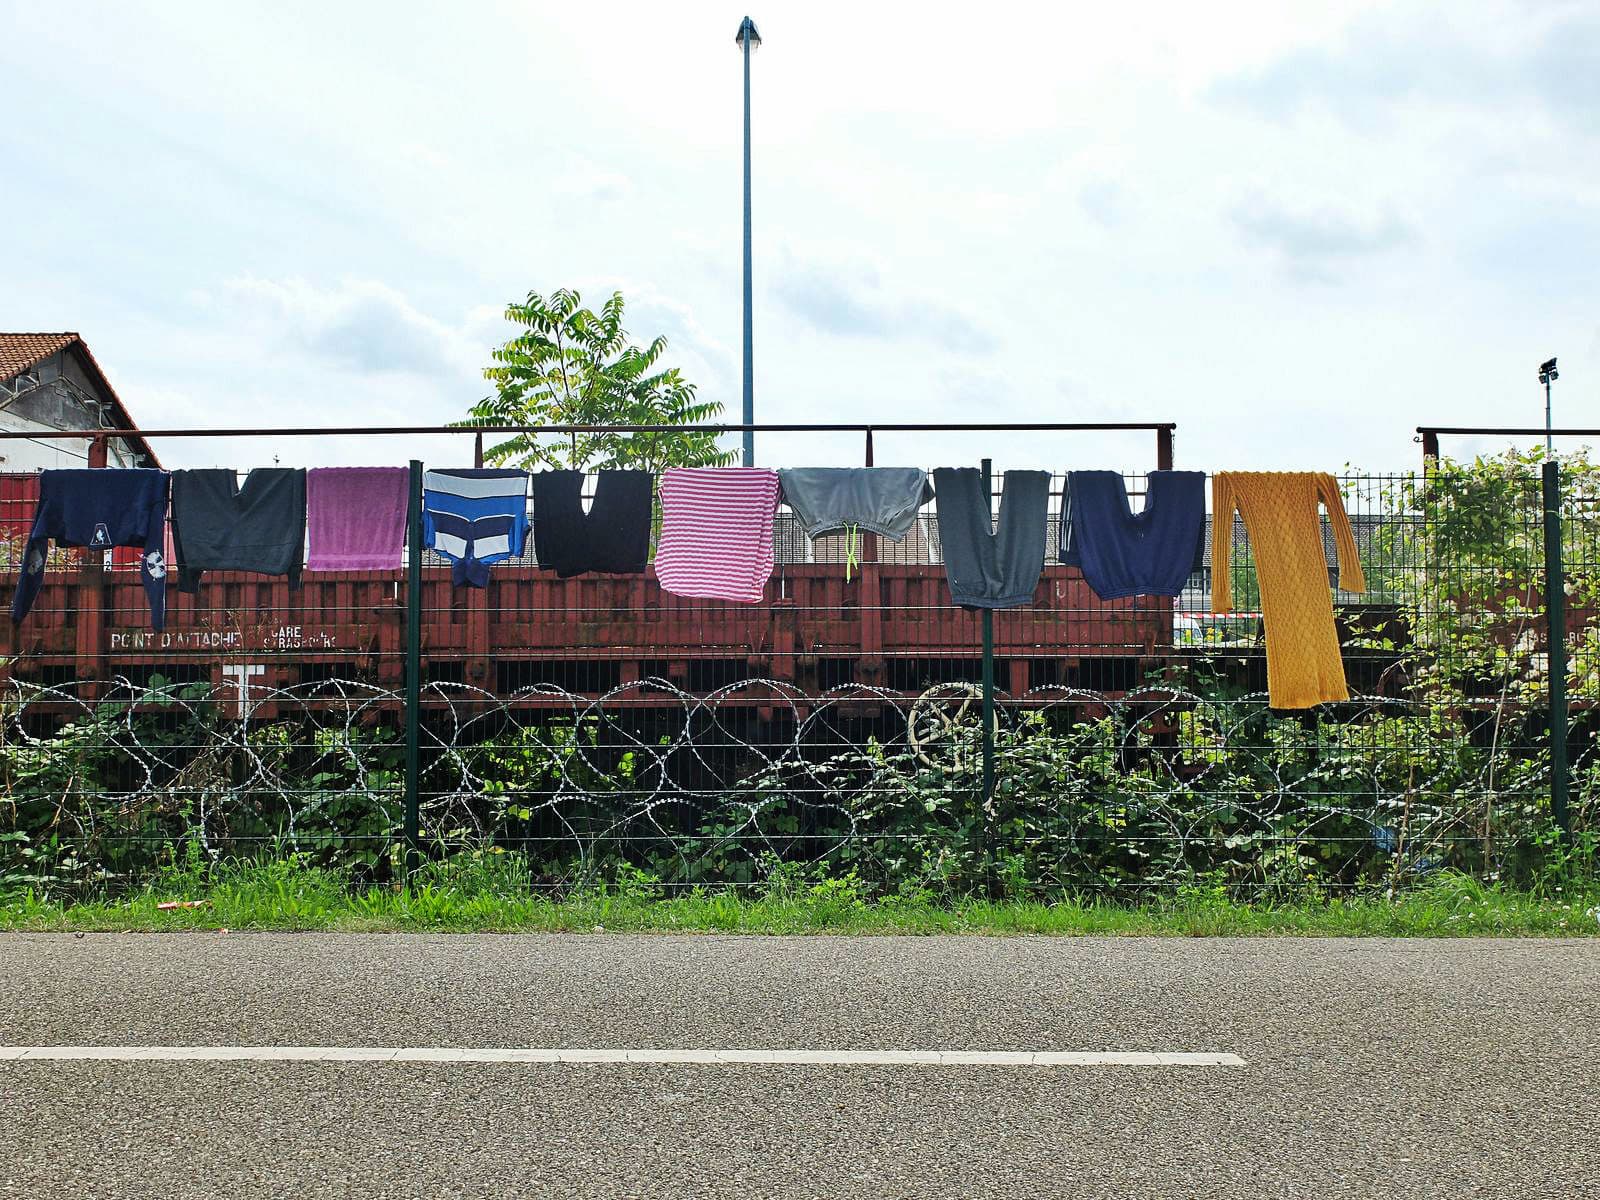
(1060, 470), (1206, 599)
(12, 469), (171, 629)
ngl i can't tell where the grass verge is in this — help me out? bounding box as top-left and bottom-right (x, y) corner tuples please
(2, 858), (1598, 936)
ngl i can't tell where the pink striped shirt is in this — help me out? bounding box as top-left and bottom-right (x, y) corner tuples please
(655, 467), (780, 603)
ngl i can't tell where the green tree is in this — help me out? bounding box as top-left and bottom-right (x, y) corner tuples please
(461, 288), (735, 471)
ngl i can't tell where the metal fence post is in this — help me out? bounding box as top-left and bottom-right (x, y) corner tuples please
(1420, 429), (1440, 467)
(1542, 459), (1571, 839)
(404, 459), (424, 877)
(1155, 425), (1174, 472)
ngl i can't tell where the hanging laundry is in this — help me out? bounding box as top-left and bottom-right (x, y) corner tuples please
(1060, 470), (1206, 599)
(530, 470), (651, 578)
(422, 469), (530, 588)
(777, 468), (932, 540)
(932, 468), (1050, 609)
(11, 468), (170, 629)
(1211, 471), (1366, 709)
(778, 467), (933, 581)
(654, 467), (780, 603)
(170, 468), (306, 594)
(305, 467), (409, 572)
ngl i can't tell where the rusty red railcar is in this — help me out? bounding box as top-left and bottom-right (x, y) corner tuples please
(0, 471), (1174, 711)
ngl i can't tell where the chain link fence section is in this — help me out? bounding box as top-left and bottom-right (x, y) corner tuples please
(0, 464), (1580, 897)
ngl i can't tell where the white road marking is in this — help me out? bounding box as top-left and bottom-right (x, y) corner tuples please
(0, 1046), (1246, 1067)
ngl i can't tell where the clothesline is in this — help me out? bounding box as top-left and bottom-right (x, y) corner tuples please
(8, 464), (1363, 710)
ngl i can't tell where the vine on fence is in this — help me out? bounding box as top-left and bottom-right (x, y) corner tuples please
(0, 672), (1584, 899)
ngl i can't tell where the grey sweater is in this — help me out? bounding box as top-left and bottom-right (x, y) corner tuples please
(777, 467), (932, 540)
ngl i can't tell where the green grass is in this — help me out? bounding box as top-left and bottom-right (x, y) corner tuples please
(3, 857), (1598, 936)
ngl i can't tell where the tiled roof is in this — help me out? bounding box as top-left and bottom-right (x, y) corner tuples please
(0, 332), (159, 467)
(0, 332), (78, 380)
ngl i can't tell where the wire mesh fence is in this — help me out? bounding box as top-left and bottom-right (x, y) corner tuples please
(0, 450), (1589, 899)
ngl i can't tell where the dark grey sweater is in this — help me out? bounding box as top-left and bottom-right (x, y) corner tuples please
(170, 468), (306, 593)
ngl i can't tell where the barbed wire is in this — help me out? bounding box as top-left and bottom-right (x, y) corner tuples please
(0, 673), (1560, 892)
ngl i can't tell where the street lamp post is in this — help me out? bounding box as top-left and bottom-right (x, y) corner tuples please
(1539, 357), (1559, 458)
(735, 15), (761, 467)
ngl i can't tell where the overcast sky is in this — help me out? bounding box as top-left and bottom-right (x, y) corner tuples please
(2, 0), (1594, 471)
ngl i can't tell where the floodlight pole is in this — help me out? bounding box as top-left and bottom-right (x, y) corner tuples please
(1540, 358), (1559, 458)
(736, 16), (761, 467)
(1545, 374), (1552, 457)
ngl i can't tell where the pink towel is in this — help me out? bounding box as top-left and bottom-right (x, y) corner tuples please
(306, 467), (409, 571)
(654, 468), (780, 603)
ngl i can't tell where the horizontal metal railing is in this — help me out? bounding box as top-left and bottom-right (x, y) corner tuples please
(0, 421), (1178, 439)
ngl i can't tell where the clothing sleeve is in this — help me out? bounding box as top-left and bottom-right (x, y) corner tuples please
(288, 468), (306, 589)
(141, 481), (169, 631)
(172, 510), (203, 595)
(9, 485), (59, 624)
(170, 473), (199, 594)
(1316, 473), (1366, 594)
(1058, 475), (1077, 566)
(509, 489), (531, 558)
(10, 528), (49, 623)
(1209, 473), (1235, 614)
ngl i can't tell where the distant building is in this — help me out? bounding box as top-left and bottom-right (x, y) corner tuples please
(0, 333), (159, 470)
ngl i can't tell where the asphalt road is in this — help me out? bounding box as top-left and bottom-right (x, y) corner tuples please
(1, 934), (1596, 1198)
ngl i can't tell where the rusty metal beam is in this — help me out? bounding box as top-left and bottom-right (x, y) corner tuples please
(0, 421), (1180, 441)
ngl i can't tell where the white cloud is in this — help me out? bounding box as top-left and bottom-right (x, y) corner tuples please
(549, 158), (635, 202)
(769, 243), (998, 355)
(1213, 3), (1600, 137)
(217, 276), (484, 378)
(1229, 196), (1418, 283)
(396, 141), (452, 172)
(609, 281), (738, 391)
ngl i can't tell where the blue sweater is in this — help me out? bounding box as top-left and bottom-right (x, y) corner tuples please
(422, 469), (529, 587)
(1060, 470), (1205, 599)
(12, 469), (171, 629)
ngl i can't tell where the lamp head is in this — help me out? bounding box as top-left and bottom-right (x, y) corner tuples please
(1540, 357), (1559, 384)
(735, 16), (762, 51)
